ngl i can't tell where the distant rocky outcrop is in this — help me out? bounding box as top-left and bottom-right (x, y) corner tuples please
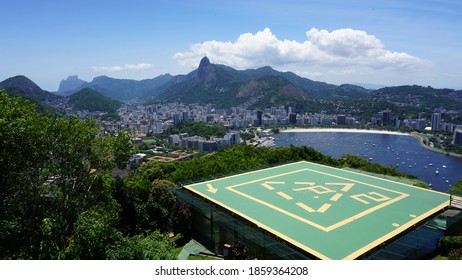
(57, 74), (175, 100)
(58, 75), (87, 93)
(197, 56), (210, 81)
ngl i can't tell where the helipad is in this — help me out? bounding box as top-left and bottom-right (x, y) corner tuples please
(184, 161), (451, 259)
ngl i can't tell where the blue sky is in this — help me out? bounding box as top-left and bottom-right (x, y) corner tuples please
(1, 0), (462, 91)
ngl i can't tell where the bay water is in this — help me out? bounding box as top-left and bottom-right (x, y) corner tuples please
(274, 131), (462, 192)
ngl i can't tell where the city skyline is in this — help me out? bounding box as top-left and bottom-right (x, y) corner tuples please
(2, 0), (462, 91)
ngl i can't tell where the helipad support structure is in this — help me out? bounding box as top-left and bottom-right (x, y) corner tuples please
(183, 161), (451, 259)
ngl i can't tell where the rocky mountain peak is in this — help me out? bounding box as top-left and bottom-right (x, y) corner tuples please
(197, 56), (211, 81)
(58, 75), (87, 93)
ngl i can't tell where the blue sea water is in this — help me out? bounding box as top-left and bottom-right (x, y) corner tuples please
(273, 131), (462, 192)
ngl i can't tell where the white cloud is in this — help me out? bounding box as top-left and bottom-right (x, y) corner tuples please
(173, 27), (428, 71)
(92, 63), (153, 72)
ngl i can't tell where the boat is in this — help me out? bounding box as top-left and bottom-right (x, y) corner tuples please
(436, 170), (439, 175)
(442, 165), (447, 168)
(429, 163), (434, 166)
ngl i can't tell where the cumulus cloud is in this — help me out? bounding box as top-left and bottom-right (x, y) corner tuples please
(173, 28), (427, 70)
(92, 63), (153, 72)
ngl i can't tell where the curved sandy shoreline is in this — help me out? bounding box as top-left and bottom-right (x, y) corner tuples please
(280, 128), (410, 136)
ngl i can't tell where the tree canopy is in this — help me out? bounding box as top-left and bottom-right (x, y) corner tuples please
(0, 91), (133, 259)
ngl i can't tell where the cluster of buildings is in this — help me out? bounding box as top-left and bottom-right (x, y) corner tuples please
(369, 110), (462, 145)
(95, 101), (462, 151)
(167, 132), (241, 152)
(98, 102), (361, 137)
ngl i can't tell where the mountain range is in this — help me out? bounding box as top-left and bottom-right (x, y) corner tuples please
(57, 57), (345, 105)
(2, 57), (462, 117)
(0, 75), (122, 114)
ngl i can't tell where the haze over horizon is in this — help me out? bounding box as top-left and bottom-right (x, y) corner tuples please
(2, 0), (462, 92)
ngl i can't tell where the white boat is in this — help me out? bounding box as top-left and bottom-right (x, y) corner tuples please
(442, 165), (447, 168)
(436, 170), (439, 175)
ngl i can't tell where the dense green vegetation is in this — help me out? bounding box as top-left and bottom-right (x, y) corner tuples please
(133, 144), (416, 185)
(372, 86), (462, 111)
(68, 87), (122, 113)
(5, 87), (63, 115)
(448, 179), (462, 196)
(0, 75), (63, 115)
(238, 76), (309, 110)
(0, 91), (136, 259)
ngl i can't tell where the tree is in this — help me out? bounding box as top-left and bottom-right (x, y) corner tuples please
(60, 208), (123, 260)
(448, 179), (462, 196)
(437, 236), (462, 257)
(448, 248), (462, 260)
(106, 231), (179, 260)
(170, 200), (192, 235)
(0, 91), (133, 259)
(115, 174), (176, 235)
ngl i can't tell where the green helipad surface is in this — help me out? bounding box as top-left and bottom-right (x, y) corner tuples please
(184, 161), (451, 259)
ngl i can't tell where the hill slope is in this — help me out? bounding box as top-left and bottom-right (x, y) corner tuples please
(0, 75), (63, 114)
(153, 56), (337, 108)
(0, 75), (61, 102)
(68, 87), (122, 113)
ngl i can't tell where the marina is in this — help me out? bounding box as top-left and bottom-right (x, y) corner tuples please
(274, 130), (462, 192)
